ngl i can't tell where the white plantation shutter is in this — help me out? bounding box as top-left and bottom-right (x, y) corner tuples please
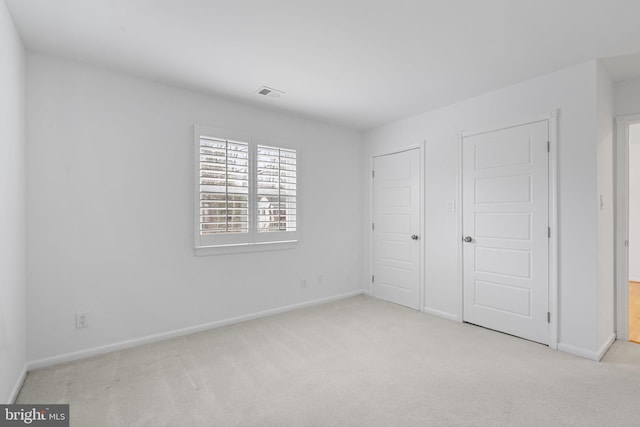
(198, 133), (250, 247)
(195, 125), (298, 251)
(257, 145), (297, 234)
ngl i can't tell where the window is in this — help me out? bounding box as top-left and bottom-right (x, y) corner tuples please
(257, 145), (297, 233)
(199, 138), (249, 236)
(195, 125), (297, 254)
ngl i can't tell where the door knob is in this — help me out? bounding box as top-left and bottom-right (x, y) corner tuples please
(463, 236), (473, 242)
(411, 234), (419, 240)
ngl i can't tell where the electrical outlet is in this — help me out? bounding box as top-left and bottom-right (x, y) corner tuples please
(76, 312), (88, 329)
(301, 279), (307, 288)
(317, 275), (324, 285)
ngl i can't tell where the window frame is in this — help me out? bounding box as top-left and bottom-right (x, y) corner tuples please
(194, 125), (298, 255)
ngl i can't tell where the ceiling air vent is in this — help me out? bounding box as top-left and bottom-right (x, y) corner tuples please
(257, 86), (285, 98)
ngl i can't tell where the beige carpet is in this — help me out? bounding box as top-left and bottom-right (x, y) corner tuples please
(16, 296), (640, 426)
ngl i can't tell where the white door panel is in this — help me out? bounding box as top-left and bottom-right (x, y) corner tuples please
(373, 149), (420, 310)
(475, 213), (531, 240)
(475, 247), (532, 278)
(474, 280), (531, 316)
(463, 121), (549, 344)
(475, 175), (531, 204)
(474, 135), (532, 170)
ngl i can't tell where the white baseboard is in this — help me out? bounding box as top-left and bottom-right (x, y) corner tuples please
(8, 364), (27, 403)
(557, 343), (599, 361)
(422, 307), (458, 322)
(557, 333), (616, 361)
(629, 276), (640, 283)
(596, 333), (617, 361)
(27, 290), (365, 371)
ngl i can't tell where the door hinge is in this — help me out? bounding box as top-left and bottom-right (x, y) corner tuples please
(625, 240), (629, 247)
(372, 275), (375, 283)
(372, 223), (375, 231)
(547, 141), (550, 153)
(548, 227), (551, 238)
(547, 312), (551, 323)
(372, 170), (375, 178)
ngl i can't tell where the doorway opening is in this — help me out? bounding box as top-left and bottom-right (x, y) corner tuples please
(615, 115), (640, 343)
(627, 123), (640, 343)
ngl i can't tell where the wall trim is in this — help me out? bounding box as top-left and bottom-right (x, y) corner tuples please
(423, 307), (458, 322)
(598, 334), (617, 361)
(547, 111), (559, 349)
(557, 333), (616, 361)
(456, 133), (464, 322)
(27, 291), (364, 371)
(8, 364), (28, 403)
(460, 110), (557, 138)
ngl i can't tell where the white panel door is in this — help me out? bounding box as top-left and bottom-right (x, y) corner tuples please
(373, 149), (420, 309)
(463, 121), (549, 344)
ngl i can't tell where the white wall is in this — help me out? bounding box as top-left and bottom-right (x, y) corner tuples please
(595, 62), (615, 350)
(26, 53), (363, 363)
(0, 0), (26, 403)
(629, 124), (640, 282)
(363, 61), (607, 357)
(613, 75), (640, 117)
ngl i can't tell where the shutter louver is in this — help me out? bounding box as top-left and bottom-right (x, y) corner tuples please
(257, 145), (296, 232)
(199, 137), (249, 235)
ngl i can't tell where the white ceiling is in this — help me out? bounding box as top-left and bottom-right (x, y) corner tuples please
(6, 0), (640, 131)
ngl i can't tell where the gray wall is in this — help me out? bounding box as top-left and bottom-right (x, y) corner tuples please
(0, 0), (26, 403)
(26, 53), (363, 364)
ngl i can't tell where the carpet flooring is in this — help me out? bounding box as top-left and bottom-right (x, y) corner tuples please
(16, 295), (640, 426)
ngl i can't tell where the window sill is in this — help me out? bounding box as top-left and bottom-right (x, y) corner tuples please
(194, 240), (298, 256)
